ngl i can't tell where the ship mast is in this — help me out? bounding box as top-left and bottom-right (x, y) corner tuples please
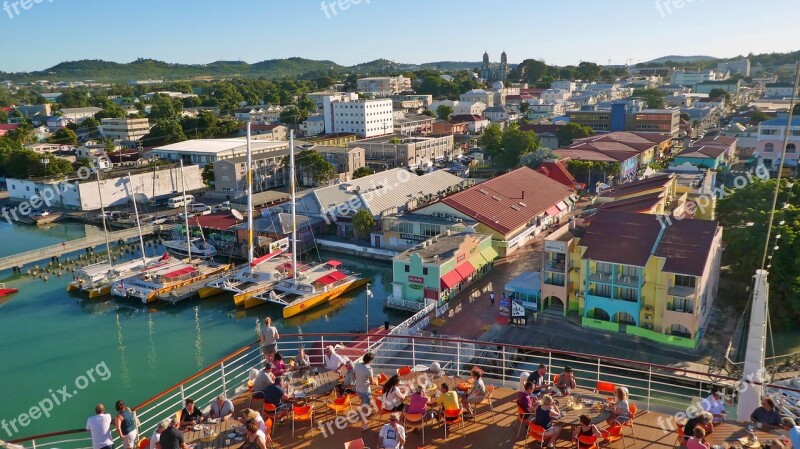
(128, 173), (148, 264)
(95, 169), (113, 267)
(179, 160), (192, 261)
(247, 122), (254, 266)
(289, 130), (297, 283)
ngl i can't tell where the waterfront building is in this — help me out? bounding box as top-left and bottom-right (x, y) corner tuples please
(388, 230), (496, 311)
(380, 212), (479, 251)
(148, 138), (289, 167)
(542, 210), (723, 348)
(347, 134), (455, 169)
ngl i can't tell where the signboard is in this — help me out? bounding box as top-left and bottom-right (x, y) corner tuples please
(401, 234), (427, 242)
(457, 253), (466, 263)
(408, 275), (424, 284)
(270, 237), (290, 253)
(409, 284), (423, 290)
(544, 240), (566, 254)
(510, 300), (527, 327)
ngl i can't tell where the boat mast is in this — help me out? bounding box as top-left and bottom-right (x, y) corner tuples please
(128, 173), (147, 264)
(179, 160), (192, 261)
(247, 121), (254, 265)
(95, 169), (113, 266)
(289, 130), (297, 283)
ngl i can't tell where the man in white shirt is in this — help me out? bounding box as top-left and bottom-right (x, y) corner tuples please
(149, 419), (170, 449)
(86, 404), (113, 449)
(324, 345), (348, 372)
(377, 413), (406, 449)
(702, 387), (726, 420)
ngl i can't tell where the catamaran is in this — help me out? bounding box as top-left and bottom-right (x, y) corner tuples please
(162, 236), (217, 259)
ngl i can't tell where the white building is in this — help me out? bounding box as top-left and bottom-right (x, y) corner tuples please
(59, 107), (102, 123)
(323, 95), (393, 138)
(454, 101), (486, 116)
(356, 76), (412, 95)
(6, 165), (204, 211)
(541, 89), (572, 104)
(717, 59), (750, 76)
(100, 118), (151, 141)
(551, 80), (577, 92)
(299, 115), (326, 137)
(671, 70), (726, 86)
(148, 138), (289, 167)
(764, 83), (798, 98)
(460, 89), (495, 107)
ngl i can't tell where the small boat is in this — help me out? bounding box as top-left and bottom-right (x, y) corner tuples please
(29, 210), (62, 225)
(110, 259), (231, 304)
(163, 238), (217, 259)
(0, 283), (19, 297)
(67, 255), (173, 298)
(203, 245), (294, 308)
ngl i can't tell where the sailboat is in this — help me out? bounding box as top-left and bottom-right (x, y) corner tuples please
(67, 172), (166, 298)
(200, 122), (294, 308)
(110, 161), (231, 304)
(247, 130), (369, 318)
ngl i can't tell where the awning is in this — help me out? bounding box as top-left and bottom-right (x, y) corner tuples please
(546, 206), (561, 217)
(556, 201), (569, 211)
(481, 246), (499, 262)
(440, 270), (463, 290)
(316, 271), (347, 285)
(455, 261), (476, 278)
(162, 266), (198, 279)
(469, 254), (488, 270)
(327, 260), (343, 268)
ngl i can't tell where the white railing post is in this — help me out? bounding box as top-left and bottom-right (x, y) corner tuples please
(548, 351), (552, 377)
(412, 338), (416, 368)
(320, 336), (325, 366)
(502, 346), (507, 386)
(456, 341), (461, 378)
(31, 439), (37, 449)
(596, 359), (601, 382)
(220, 361), (228, 396)
(179, 384), (186, 404)
(647, 365), (652, 412)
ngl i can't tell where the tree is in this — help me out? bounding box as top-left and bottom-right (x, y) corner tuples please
(80, 117), (101, 130)
(352, 166), (374, 179)
(708, 88), (731, 102)
(279, 105), (308, 125)
(143, 119), (186, 147)
(316, 76), (334, 89)
(94, 104), (127, 120)
(479, 124), (503, 161)
(750, 110), (771, 125)
(716, 178), (800, 331)
(519, 147), (559, 169)
(496, 128), (540, 168)
(48, 128), (78, 146)
(351, 209), (375, 240)
(7, 122), (37, 145)
(680, 112), (691, 121)
(201, 163), (215, 186)
(421, 109), (435, 118)
(291, 149), (335, 185)
(519, 101), (530, 115)
(575, 62), (601, 81)
(632, 88), (666, 109)
(556, 122), (595, 146)
(436, 105), (453, 121)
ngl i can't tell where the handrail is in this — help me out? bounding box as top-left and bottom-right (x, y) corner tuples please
(9, 429), (87, 444)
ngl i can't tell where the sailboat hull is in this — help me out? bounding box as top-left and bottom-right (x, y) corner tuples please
(233, 285), (272, 307)
(87, 286), (111, 299)
(282, 278), (368, 319)
(197, 286), (224, 299)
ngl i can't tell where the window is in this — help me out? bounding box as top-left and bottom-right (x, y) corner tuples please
(620, 265), (638, 278)
(398, 222), (413, 235)
(593, 283), (611, 298)
(670, 297), (694, 313)
(764, 143), (775, 152)
(674, 275), (696, 288)
(618, 287), (637, 302)
(404, 265), (410, 273)
(787, 143), (797, 154)
(596, 262), (612, 275)
(423, 267), (428, 276)
(420, 223), (439, 237)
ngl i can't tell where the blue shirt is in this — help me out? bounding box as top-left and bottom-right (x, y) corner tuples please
(263, 384), (285, 408)
(534, 406), (553, 430)
(750, 406), (781, 426)
(789, 426), (800, 449)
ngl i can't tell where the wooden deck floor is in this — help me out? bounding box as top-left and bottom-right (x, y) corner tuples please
(231, 385), (782, 449)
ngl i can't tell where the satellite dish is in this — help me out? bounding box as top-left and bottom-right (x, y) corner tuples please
(231, 209), (244, 220)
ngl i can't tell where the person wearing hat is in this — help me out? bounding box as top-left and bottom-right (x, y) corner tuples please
(376, 413), (406, 449)
(556, 366), (577, 395)
(426, 361), (445, 376)
(702, 387), (727, 422)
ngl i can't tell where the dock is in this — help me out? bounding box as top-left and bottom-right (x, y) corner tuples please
(0, 224), (172, 272)
(158, 270), (232, 304)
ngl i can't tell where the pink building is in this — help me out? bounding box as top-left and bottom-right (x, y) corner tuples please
(757, 115), (800, 171)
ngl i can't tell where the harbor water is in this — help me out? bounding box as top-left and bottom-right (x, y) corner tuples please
(0, 221), (403, 440)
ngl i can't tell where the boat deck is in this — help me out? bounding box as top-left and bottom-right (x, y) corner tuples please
(226, 383), (782, 449)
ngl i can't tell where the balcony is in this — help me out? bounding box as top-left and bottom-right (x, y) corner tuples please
(544, 262), (566, 273)
(668, 285), (697, 298)
(588, 271), (614, 284)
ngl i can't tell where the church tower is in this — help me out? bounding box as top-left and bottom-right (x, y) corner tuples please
(500, 51), (509, 82)
(483, 51), (490, 67)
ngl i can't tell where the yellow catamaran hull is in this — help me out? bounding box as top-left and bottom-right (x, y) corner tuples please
(141, 264), (232, 304)
(282, 278), (368, 319)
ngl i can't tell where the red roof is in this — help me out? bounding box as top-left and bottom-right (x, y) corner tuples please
(440, 270), (463, 290)
(438, 167), (574, 235)
(0, 124), (19, 130)
(537, 160), (578, 189)
(162, 266), (198, 279)
(187, 213), (243, 230)
(455, 261), (475, 279)
(450, 114), (487, 123)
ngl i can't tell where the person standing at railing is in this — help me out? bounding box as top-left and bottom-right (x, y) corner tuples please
(353, 351), (377, 431)
(260, 317), (280, 363)
(86, 404), (113, 449)
(114, 400), (139, 449)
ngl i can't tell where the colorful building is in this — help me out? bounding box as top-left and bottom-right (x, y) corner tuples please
(387, 231), (497, 311)
(541, 211), (723, 348)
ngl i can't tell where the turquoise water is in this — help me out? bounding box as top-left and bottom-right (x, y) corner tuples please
(0, 221), (402, 440)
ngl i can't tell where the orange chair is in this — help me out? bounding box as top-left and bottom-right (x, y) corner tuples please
(553, 374), (561, 385)
(343, 438), (366, 449)
(326, 395), (351, 418)
(397, 365), (412, 376)
(373, 397), (394, 423)
(473, 384), (496, 421)
(403, 412), (426, 444)
(443, 408), (464, 441)
(138, 438), (150, 449)
(602, 425), (625, 449)
(526, 423), (547, 446)
(291, 404), (314, 437)
(516, 405), (533, 438)
(674, 424), (685, 449)
(577, 435), (599, 449)
(264, 418), (275, 449)
(377, 373), (389, 384)
(263, 403), (278, 422)
(595, 381), (616, 394)
(621, 403), (637, 444)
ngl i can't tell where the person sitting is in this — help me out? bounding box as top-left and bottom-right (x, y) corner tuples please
(533, 394), (562, 449)
(433, 383), (460, 421)
(530, 364), (550, 396)
(425, 361), (445, 377)
(263, 376), (291, 421)
(556, 366), (577, 395)
(271, 353), (287, 377)
(517, 381), (538, 419)
(252, 362), (275, 398)
(237, 409), (267, 435)
(149, 419), (169, 449)
(241, 419), (267, 449)
(605, 387), (631, 426)
(461, 370), (486, 418)
(687, 426), (710, 449)
(702, 387), (727, 422)
(294, 347), (311, 375)
(406, 385), (429, 416)
(781, 417), (799, 449)
(684, 411), (714, 442)
(323, 345), (348, 373)
(573, 414), (602, 448)
(376, 413), (406, 449)
(336, 360), (356, 397)
(207, 394), (234, 421)
(380, 374), (406, 413)
(751, 398), (783, 429)
(179, 398), (204, 427)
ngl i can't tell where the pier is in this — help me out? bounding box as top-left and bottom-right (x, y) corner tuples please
(0, 224), (172, 272)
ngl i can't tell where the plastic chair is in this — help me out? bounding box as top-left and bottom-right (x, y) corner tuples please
(373, 397), (394, 423)
(443, 408), (464, 441)
(264, 418), (275, 449)
(674, 424), (685, 449)
(553, 374), (561, 386)
(138, 438), (150, 449)
(377, 373), (389, 384)
(516, 405), (532, 438)
(397, 365), (412, 376)
(263, 403), (278, 421)
(526, 422), (546, 446)
(326, 395), (352, 418)
(343, 438), (366, 449)
(291, 404), (314, 437)
(473, 384), (496, 421)
(621, 403), (637, 444)
(602, 425), (625, 449)
(403, 412), (426, 444)
(595, 381), (616, 394)
(577, 435), (599, 449)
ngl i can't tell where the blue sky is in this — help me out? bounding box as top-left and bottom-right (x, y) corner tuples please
(1, 0), (798, 72)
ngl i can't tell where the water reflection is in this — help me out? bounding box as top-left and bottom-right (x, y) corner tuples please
(115, 313), (131, 389)
(193, 306), (204, 369)
(147, 313), (158, 376)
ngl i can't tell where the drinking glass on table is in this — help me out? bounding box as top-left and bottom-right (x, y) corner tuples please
(747, 422), (755, 433)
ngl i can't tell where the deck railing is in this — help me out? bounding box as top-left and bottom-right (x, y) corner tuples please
(9, 333), (800, 449)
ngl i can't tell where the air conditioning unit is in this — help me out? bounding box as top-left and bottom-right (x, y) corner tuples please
(644, 314), (653, 320)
